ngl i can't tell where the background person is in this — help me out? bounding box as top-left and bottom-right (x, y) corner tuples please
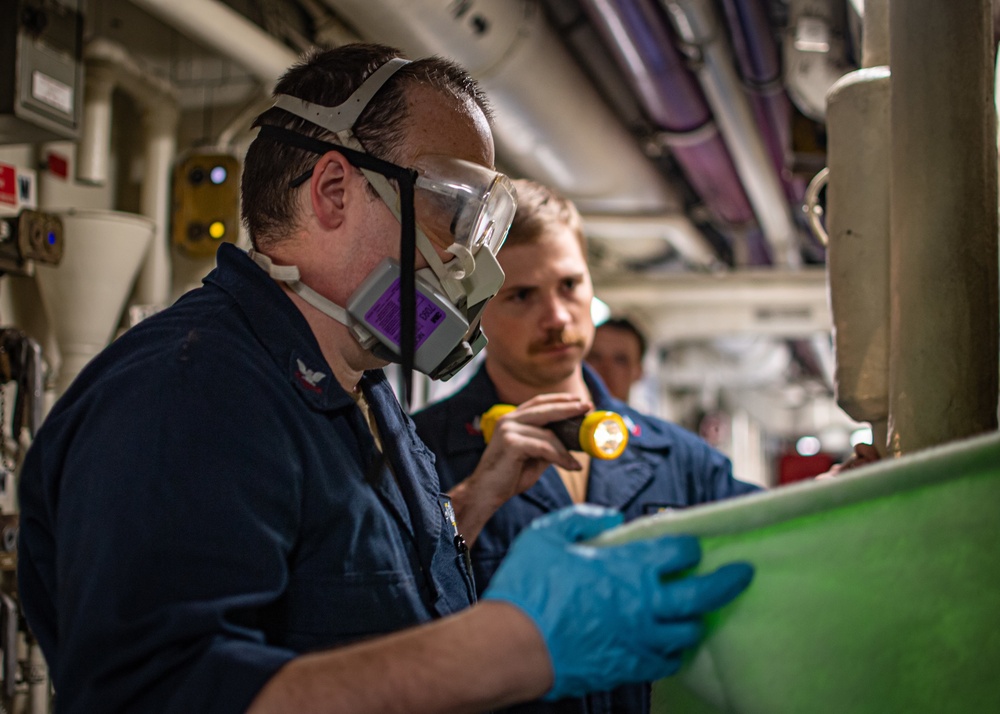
(414, 178), (761, 714)
(16, 44), (754, 714)
(586, 315), (648, 403)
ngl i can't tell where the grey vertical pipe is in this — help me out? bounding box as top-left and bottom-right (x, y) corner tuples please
(824, 0), (891, 454)
(862, 0), (889, 69)
(826, 65), (891, 455)
(888, 0), (999, 454)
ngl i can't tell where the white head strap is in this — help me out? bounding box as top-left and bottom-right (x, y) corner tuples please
(272, 58), (411, 137)
(249, 249), (357, 331)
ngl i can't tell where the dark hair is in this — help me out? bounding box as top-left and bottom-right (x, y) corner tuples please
(504, 178), (586, 256)
(597, 316), (648, 357)
(241, 43), (492, 250)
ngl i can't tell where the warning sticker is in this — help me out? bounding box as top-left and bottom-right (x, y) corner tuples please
(0, 164), (16, 206)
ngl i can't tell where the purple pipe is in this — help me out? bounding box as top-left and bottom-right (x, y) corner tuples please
(581, 0), (755, 225)
(721, 0), (805, 205)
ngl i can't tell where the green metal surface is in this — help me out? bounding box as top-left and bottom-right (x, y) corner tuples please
(596, 431), (1000, 714)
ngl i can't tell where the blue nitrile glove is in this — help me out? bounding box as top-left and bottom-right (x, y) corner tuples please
(482, 504), (754, 701)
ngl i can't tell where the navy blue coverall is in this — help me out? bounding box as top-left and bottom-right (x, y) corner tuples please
(18, 244), (475, 714)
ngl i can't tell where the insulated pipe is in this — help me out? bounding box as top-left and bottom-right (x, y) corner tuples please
(76, 63), (115, 185)
(78, 39), (180, 306)
(127, 0), (299, 89)
(719, 0), (802, 205)
(133, 104), (178, 306)
(662, 0), (801, 267)
(582, 0), (709, 132)
(888, 0), (999, 454)
(862, 0), (890, 68)
(821, 0), (890, 453)
(79, 40), (179, 187)
(584, 213), (720, 266)
(317, 0), (688, 215)
(825, 66), (891, 456)
(580, 0), (755, 226)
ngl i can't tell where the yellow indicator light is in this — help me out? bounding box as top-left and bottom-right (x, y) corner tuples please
(209, 221), (226, 240)
(481, 404), (629, 460)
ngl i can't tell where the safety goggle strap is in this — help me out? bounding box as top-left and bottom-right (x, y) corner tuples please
(272, 58), (411, 134)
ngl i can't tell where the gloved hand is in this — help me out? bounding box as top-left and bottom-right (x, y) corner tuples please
(482, 504), (754, 701)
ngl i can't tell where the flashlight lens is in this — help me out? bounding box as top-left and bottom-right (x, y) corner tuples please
(580, 411), (629, 459)
(593, 419), (625, 456)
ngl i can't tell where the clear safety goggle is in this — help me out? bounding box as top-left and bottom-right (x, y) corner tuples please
(412, 154), (517, 256)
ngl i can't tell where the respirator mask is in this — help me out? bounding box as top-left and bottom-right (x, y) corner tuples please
(251, 58), (517, 382)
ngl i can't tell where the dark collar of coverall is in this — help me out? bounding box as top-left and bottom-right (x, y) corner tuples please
(206, 242), (362, 413)
(208, 245), (450, 592)
(440, 362), (676, 511)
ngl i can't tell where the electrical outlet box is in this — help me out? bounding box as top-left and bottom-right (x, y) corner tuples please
(0, 0), (84, 144)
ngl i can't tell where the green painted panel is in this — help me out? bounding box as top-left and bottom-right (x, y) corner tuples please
(596, 431), (1000, 714)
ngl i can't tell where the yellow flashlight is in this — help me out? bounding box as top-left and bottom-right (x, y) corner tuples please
(480, 404), (629, 460)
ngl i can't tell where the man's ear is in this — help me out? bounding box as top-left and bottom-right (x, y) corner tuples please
(309, 150), (353, 230)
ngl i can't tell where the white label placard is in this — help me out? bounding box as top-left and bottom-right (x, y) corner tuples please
(32, 71), (73, 114)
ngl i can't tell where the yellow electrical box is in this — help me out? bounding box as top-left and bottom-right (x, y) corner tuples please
(171, 150), (241, 258)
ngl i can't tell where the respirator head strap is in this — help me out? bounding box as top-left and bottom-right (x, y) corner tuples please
(272, 58), (411, 135)
(256, 124), (420, 407)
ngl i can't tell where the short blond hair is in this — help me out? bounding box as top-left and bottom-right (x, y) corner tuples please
(505, 179), (586, 256)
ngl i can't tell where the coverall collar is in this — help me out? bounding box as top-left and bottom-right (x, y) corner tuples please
(206, 243), (358, 413)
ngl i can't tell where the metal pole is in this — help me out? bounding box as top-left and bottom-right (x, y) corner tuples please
(888, 0), (999, 454)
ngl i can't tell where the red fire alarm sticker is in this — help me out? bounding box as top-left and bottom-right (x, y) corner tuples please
(0, 164), (16, 206)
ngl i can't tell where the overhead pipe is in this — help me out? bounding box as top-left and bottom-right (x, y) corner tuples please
(316, 0), (720, 266)
(579, 0), (755, 227)
(716, 0), (827, 388)
(887, 0), (998, 454)
(661, 0), (802, 268)
(78, 40), (178, 185)
(78, 39), (180, 306)
(127, 0), (299, 90)
(719, 0), (804, 206)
